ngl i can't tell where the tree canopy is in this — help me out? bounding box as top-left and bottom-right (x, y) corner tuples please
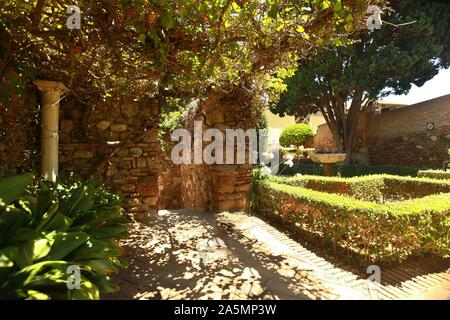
(1, 0), (378, 106)
(270, 0), (450, 160)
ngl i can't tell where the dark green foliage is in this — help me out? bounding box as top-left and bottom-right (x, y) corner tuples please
(277, 163), (323, 176)
(256, 112), (269, 131)
(271, 0), (450, 158)
(159, 110), (183, 153)
(335, 164), (421, 177)
(279, 124), (314, 147)
(276, 164), (421, 177)
(418, 170), (450, 180)
(0, 174), (127, 300)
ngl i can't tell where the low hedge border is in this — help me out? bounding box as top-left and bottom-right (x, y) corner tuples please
(270, 174), (450, 203)
(254, 181), (450, 265)
(418, 170), (450, 180)
(277, 164), (421, 177)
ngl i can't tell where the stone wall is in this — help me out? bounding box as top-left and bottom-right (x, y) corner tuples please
(158, 139), (182, 209)
(58, 92), (255, 213)
(57, 88), (256, 213)
(58, 97), (162, 214)
(367, 95), (450, 167)
(2, 76), (256, 214)
(312, 95), (450, 167)
(313, 123), (336, 153)
(59, 143), (104, 178)
(179, 89), (255, 212)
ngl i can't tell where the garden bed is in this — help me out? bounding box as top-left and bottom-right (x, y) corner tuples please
(277, 163), (422, 177)
(270, 174), (450, 203)
(253, 177), (450, 265)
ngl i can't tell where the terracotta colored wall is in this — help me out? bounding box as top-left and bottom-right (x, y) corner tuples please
(312, 95), (450, 168)
(313, 123), (336, 153)
(367, 95), (450, 167)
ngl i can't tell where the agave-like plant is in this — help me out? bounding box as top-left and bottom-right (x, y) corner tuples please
(0, 173), (128, 300)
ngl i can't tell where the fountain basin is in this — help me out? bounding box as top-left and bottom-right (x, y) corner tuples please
(309, 153), (347, 164)
(309, 153), (347, 176)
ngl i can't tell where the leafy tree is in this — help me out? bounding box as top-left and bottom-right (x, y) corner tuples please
(0, 0), (377, 104)
(270, 0), (450, 162)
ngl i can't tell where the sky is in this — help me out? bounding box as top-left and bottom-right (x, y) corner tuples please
(384, 68), (450, 105)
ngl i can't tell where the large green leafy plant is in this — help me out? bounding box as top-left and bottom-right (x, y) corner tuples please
(0, 173), (127, 300)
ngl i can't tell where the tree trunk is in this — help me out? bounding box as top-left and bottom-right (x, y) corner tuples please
(322, 90), (364, 165)
(344, 91), (364, 164)
(344, 134), (355, 164)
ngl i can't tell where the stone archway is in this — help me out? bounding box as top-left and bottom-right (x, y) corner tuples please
(178, 87), (256, 212)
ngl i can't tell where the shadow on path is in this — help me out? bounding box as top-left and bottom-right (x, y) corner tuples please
(105, 210), (449, 300)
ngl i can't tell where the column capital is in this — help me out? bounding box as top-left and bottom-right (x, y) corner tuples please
(33, 80), (69, 95)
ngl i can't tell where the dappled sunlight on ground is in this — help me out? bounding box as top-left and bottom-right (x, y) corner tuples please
(107, 210), (277, 300)
(106, 210), (449, 300)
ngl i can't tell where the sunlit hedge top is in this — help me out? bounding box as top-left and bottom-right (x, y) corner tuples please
(279, 123), (314, 147)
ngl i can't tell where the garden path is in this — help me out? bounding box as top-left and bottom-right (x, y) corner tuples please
(106, 210), (450, 300)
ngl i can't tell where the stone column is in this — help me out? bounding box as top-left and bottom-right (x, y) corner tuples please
(33, 80), (69, 182)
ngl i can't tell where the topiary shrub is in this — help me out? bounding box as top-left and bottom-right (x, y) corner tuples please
(279, 124), (314, 148)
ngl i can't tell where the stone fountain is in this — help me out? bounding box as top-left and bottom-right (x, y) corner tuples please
(309, 153), (347, 176)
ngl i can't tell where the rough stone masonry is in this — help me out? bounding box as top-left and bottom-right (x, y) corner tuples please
(58, 87), (256, 215)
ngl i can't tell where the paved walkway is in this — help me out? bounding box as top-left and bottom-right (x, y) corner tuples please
(106, 210), (450, 300)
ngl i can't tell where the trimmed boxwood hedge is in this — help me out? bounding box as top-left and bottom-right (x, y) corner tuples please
(335, 164), (421, 177)
(277, 164), (421, 177)
(270, 174), (450, 203)
(279, 124), (314, 147)
(253, 180), (450, 264)
(418, 170), (450, 180)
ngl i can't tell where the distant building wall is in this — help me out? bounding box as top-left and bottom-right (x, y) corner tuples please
(312, 95), (450, 168)
(367, 95), (450, 167)
(264, 110), (296, 143)
(313, 123), (336, 153)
